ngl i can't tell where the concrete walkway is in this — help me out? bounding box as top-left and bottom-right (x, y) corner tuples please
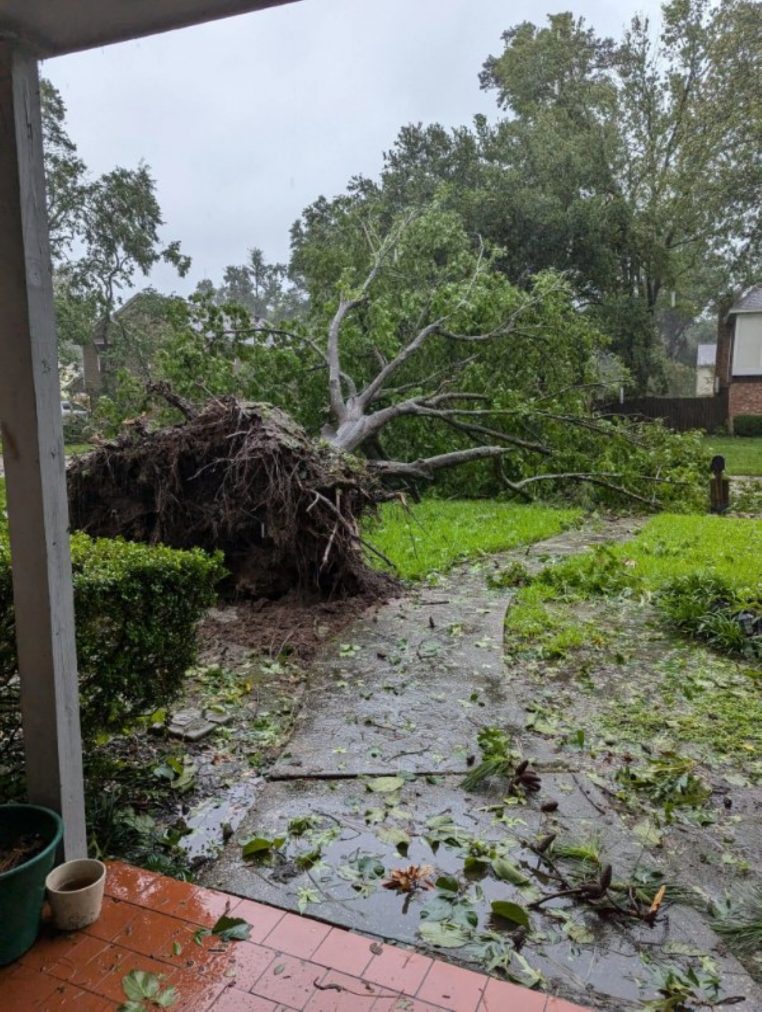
(203, 520), (761, 1010)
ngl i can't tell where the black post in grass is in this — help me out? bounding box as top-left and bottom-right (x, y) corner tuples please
(709, 455), (730, 514)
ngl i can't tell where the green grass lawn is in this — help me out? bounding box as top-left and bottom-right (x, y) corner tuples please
(703, 435), (762, 476)
(506, 512), (762, 658)
(365, 499), (582, 581)
(543, 513), (762, 593)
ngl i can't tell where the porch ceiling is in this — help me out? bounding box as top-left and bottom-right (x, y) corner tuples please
(0, 0), (300, 57)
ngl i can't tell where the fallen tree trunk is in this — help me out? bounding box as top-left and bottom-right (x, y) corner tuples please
(67, 397), (392, 599)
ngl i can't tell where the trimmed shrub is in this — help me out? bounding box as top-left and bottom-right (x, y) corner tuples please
(0, 534), (224, 760)
(733, 415), (762, 437)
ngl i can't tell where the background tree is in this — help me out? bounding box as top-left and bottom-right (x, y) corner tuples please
(306, 1), (760, 393)
(41, 80), (190, 393)
(481, 0), (762, 388)
(196, 247), (307, 322)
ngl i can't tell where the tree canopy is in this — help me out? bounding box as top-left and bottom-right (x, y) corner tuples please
(41, 79), (189, 383)
(298, 1), (760, 392)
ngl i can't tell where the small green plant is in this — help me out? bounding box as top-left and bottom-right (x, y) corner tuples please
(658, 572), (761, 660)
(642, 958), (741, 1010)
(712, 885), (762, 957)
(0, 534), (224, 763)
(538, 544), (641, 598)
(461, 726), (519, 791)
(733, 414), (762, 438)
(615, 753), (710, 817)
(487, 560), (531, 589)
(551, 835), (602, 869)
(87, 795), (191, 879)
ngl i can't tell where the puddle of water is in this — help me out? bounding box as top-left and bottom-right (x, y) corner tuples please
(180, 778), (263, 863)
(206, 776), (744, 1008)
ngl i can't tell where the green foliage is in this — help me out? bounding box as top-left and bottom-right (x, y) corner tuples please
(642, 958), (727, 1011)
(120, 968), (177, 1010)
(317, 4), (761, 393)
(732, 415), (762, 438)
(196, 247), (307, 322)
(0, 534), (224, 762)
(91, 369), (151, 436)
(658, 573), (761, 660)
(486, 560), (531, 589)
(364, 500), (580, 581)
(41, 79), (189, 398)
(508, 514), (762, 659)
(290, 197), (709, 504)
(712, 886), (762, 957)
(86, 796), (191, 879)
(461, 726), (518, 791)
(482, 2), (762, 389)
(615, 752), (710, 816)
(600, 649), (762, 765)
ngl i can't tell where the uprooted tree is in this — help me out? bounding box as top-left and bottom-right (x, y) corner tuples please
(71, 204), (707, 597)
(220, 202), (706, 502)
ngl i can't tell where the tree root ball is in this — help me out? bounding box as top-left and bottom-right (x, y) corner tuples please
(67, 397), (394, 600)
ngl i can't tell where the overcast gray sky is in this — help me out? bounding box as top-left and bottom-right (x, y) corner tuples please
(45, 0), (663, 297)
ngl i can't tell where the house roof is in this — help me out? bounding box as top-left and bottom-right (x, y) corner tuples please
(728, 285), (762, 315)
(0, 1), (299, 57)
(696, 343), (717, 367)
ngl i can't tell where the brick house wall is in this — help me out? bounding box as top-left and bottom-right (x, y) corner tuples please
(729, 378), (762, 422)
(715, 288), (762, 429)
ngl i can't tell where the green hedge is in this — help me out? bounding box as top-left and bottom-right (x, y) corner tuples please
(733, 415), (762, 437)
(0, 534), (224, 750)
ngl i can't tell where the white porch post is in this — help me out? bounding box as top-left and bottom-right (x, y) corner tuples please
(0, 42), (86, 858)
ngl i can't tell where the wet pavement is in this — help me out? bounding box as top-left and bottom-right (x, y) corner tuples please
(202, 520), (762, 1010)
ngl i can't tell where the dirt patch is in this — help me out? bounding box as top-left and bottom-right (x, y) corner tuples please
(198, 589), (387, 665)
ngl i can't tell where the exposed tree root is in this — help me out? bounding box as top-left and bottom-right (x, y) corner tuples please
(68, 396), (395, 599)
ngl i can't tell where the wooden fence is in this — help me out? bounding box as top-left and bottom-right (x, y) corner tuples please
(600, 389), (728, 432)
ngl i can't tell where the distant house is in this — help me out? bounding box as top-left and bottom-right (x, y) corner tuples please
(82, 290), (170, 399)
(716, 285), (762, 429)
(695, 343), (717, 396)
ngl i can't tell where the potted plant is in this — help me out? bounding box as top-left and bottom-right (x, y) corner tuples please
(0, 804), (63, 965)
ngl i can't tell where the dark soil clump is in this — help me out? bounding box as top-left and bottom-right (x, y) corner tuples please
(0, 832), (45, 873)
(68, 393), (395, 600)
(199, 589), (386, 665)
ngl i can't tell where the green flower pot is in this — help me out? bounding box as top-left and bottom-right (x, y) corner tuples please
(0, 804), (63, 965)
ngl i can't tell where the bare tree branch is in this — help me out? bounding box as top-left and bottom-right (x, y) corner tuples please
(367, 445), (521, 480)
(327, 213), (416, 421)
(251, 325), (358, 399)
(499, 472), (656, 507)
(357, 281), (560, 409)
(428, 412), (552, 456)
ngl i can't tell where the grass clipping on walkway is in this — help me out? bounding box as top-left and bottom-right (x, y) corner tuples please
(68, 398), (390, 599)
(365, 499), (581, 581)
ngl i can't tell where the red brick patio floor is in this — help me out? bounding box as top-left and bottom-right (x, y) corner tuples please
(0, 862), (590, 1011)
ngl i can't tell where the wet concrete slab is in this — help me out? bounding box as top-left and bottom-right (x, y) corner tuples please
(201, 521), (762, 1010)
(205, 774), (760, 1009)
